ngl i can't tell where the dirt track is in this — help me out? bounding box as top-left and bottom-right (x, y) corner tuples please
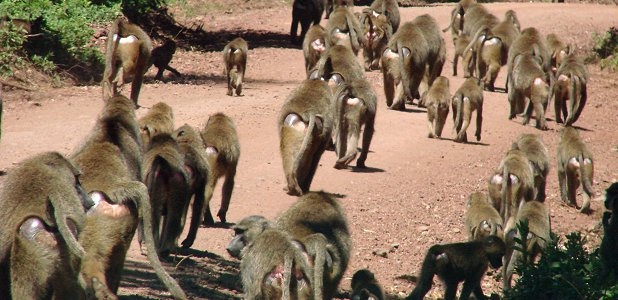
(1, 2), (618, 299)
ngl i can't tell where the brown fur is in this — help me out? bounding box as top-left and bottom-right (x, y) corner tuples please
(303, 24), (327, 75)
(325, 7), (364, 55)
(550, 51), (588, 125)
(223, 37), (248, 96)
(361, 13), (392, 71)
(508, 53), (550, 130)
(451, 77), (484, 143)
(422, 76), (450, 138)
(465, 192), (503, 241)
(512, 134), (549, 202)
(557, 126), (594, 213)
(138, 102), (175, 150)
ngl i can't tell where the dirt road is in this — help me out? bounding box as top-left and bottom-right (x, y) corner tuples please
(1, 2), (617, 299)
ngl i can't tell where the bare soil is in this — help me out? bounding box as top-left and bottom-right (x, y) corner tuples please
(1, 2), (617, 299)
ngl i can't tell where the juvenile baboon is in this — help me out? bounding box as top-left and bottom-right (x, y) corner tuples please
(462, 3), (498, 38)
(546, 33), (569, 74)
(291, 0), (324, 45)
(368, 0), (400, 32)
(361, 13), (392, 71)
(508, 53), (550, 130)
(452, 33), (473, 77)
(550, 50), (588, 125)
(382, 15), (446, 110)
(406, 236), (505, 300)
(71, 95), (186, 299)
(0, 152), (94, 299)
(503, 200), (550, 289)
(102, 17), (152, 107)
(442, 0), (478, 42)
(465, 192), (504, 241)
(512, 134), (549, 202)
(138, 101), (175, 150)
(488, 149), (535, 227)
(325, 0), (353, 19)
(557, 126), (594, 213)
(303, 25), (327, 75)
(451, 77), (484, 143)
(351, 269), (385, 300)
(223, 37), (248, 97)
(279, 78), (334, 196)
(276, 191), (352, 299)
(600, 183), (618, 272)
(148, 39), (181, 81)
(507, 27), (551, 92)
(325, 7), (364, 55)
(422, 76), (450, 138)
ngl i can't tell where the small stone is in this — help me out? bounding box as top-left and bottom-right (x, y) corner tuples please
(418, 225), (430, 232)
(453, 228), (461, 233)
(372, 249), (388, 258)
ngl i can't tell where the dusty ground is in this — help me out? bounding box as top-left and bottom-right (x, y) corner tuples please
(1, 2), (618, 299)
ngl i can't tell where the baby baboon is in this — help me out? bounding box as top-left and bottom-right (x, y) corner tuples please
(422, 76), (450, 138)
(71, 95), (186, 299)
(512, 134), (549, 202)
(406, 236), (505, 300)
(465, 192), (504, 241)
(279, 79), (333, 196)
(303, 24), (327, 75)
(546, 33), (569, 74)
(382, 15), (446, 110)
(223, 37), (248, 97)
(138, 101), (175, 150)
(276, 191), (352, 299)
(102, 17), (152, 107)
(509, 53), (550, 130)
(0, 152), (94, 299)
(600, 183), (618, 272)
(325, 0), (353, 19)
(291, 0), (324, 45)
(325, 7), (364, 55)
(351, 269), (385, 300)
(452, 77), (484, 143)
(361, 13), (392, 71)
(551, 50), (588, 126)
(452, 33), (473, 77)
(148, 39), (181, 81)
(557, 126), (594, 213)
(503, 200), (550, 289)
(368, 0), (400, 33)
(443, 0), (478, 41)
(488, 149), (535, 226)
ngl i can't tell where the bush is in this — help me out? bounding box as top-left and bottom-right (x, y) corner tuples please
(592, 27), (618, 72)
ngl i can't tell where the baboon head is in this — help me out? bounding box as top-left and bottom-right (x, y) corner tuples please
(226, 215), (272, 258)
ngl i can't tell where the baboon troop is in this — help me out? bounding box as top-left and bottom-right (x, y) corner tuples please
(223, 37), (248, 96)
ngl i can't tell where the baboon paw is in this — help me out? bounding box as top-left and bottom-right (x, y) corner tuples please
(181, 239), (194, 249)
(334, 162), (348, 169)
(476, 135), (481, 141)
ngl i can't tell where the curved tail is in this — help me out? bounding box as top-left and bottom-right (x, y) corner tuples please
(578, 153), (593, 212)
(453, 94), (463, 136)
(565, 74), (580, 126)
(500, 165), (512, 223)
(398, 40), (412, 100)
(49, 194), (86, 259)
(347, 13), (360, 51)
(291, 114), (317, 195)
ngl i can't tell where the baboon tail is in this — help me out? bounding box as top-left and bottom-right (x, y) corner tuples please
(500, 165), (512, 223)
(48, 194), (86, 259)
(453, 94), (463, 136)
(463, 26), (487, 56)
(565, 74), (579, 126)
(397, 40), (412, 100)
(282, 250), (294, 300)
(578, 153), (593, 211)
(292, 114), (317, 194)
(347, 13), (360, 51)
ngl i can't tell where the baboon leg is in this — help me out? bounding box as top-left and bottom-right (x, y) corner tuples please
(456, 98), (472, 142)
(554, 91), (563, 124)
(217, 168), (237, 223)
(202, 176), (219, 226)
(453, 55), (459, 76)
(521, 97), (533, 125)
(443, 280), (458, 300)
(166, 65), (181, 77)
(226, 71), (233, 96)
(566, 171), (579, 207)
(460, 280), (481, 300)
(356, 117), (374, 168)
(290, 10), (300, 44)
(181, 187), (206, 248)
(534, 100), (547, 130)
(508, 90), (519, 120)
(427, 112), (436, 138)
(486, 63), (500, 92)
(558, 169), (568, 204)
(130, 73), (144, 107)
(475, 105), (483, 141)
(383, 74), (395, 107)
(155, 68), (165, 81)
(236, 66), (245, 96)
(389, 82), (406, 110)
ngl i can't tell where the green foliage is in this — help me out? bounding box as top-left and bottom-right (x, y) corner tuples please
(0, 23), (27, 77)
(592, 27), (618, 72)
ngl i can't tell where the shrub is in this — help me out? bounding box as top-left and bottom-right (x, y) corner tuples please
(592, 27), (618, 72)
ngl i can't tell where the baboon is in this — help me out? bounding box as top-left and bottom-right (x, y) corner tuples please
(368, 0), (400, 32)
(508, 53), (550, 130)
(465, 192), (504, 241)
(488, 149), (535, 227)
(325, 0), (353, 19)
(600, 183), (618, 272)
(223, 37), (248, 97)
(442, 0), (478, 42)
(291, 0), (324, 45)
(138, 101), (175, 150)
(452, 33), (473, 77)
(276, 191), (352, 299)
(71, 95), (186, 299)
(226, 215), (274, 259)
(361, 13), (392, 71)
(406, 236), (505, 300)
(382, 15), (446, 110)
(351, 269), (385, 300)
(148, 39), (181, 81)
(550, 50), (588, 125)
(557, 126), (594, 213)
(0, 152), (94, 299)
(102, 17), (152, 107)
(451, 77), (484, 143)
(325, 7), (364, 55)
(317, 45), (365, 83)
(422, 76), (450, 138)
(503, 200), (550, 289)
(546, 33), (569, 74)
(512, 134), (549, 202)
(279, 78), (334, 196)
(303, 25), (327, 75)
(507, 27), (551, 92)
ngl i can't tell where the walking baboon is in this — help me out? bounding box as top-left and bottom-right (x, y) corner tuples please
(303, 25), (327, 75)
(279, 79), (334, 196)
(276, 191), (352, 299)
(291, 0), (324, 45)
(452, 77), (484, 143)
(138, 101), (175, 150)
(71, 95), (186, 299)
(148, 39), (181, 81)
(318, 45), (365, 83)
(0, 152), (94, 299)
(361, 13), (392, 71)
(509, 53), (550, 130)
(512, 134), (549, 202)
(351, 269), (385, 300)
(465, 192), (504, 241)
(546, 33), (569, 74)
(102, 17), (152, 107)
(507, 27), (551, 92)
(488, 149), (535, 227)
(551, 51), (588, 125)
(325, 0), (353, 19)
(368, 0), (400, 32)
(557, 126), (594, 213)
(382, 15), (446, 110)
(503, 200), (550, 289)
(422, 76), (450, 138)
(452, 33), (473, 77)
(223, 37), (248, 97)
(325, 7), (364, 55)
(600, 183), (618, 272)
(406, 236), (505, 300)
(442, 0), (478, 42)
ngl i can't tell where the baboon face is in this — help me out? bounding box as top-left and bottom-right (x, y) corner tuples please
(226, 215), (271, 258)
(364, 15), (389, 45)
(311, 38), (326, 53)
